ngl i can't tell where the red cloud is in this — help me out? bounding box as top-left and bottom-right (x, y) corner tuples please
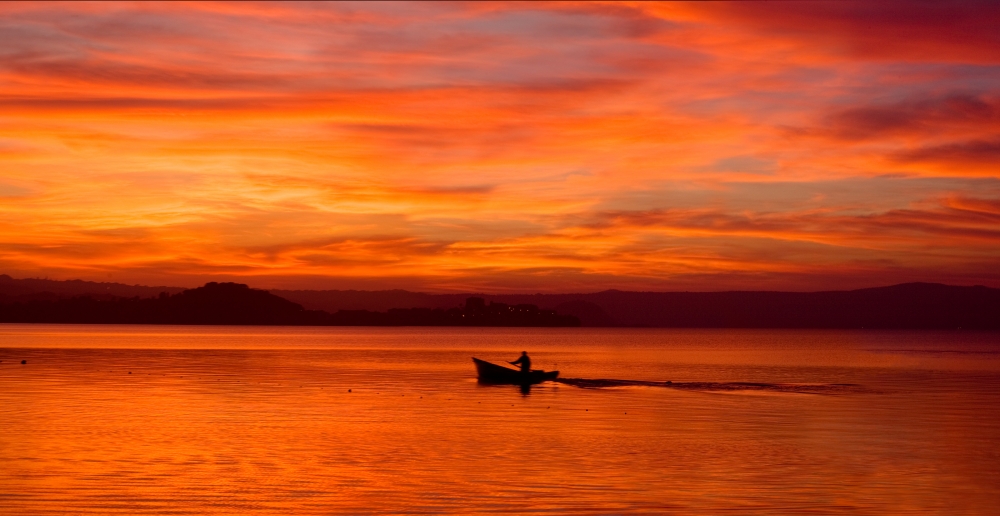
(687, 1), (1000, 63)
(893, 139), (1000, 172)
(818, 95), (1000, 142)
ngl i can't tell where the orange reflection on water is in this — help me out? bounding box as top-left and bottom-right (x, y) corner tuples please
(2, 326), (999, 514)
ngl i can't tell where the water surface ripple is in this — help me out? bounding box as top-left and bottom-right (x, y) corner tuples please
(1, 325), (998, 514)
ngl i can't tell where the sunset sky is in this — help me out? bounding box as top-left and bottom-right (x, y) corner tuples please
(1, 1), (998, 292)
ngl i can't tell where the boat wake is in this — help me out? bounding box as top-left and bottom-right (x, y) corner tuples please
(555, 378), (870, 395)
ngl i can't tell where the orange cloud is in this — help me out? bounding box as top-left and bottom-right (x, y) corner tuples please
(1, 1), (998, 291)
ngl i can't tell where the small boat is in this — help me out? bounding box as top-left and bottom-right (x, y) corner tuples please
(472, 357), (559, 385)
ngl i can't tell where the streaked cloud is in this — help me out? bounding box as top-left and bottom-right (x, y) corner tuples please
(1, 1), (998, 291)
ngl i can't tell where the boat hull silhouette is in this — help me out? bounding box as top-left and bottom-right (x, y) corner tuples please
(472, 357), (559, 385)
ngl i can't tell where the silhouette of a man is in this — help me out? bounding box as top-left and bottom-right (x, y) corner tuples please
(510, 351), (531, 373)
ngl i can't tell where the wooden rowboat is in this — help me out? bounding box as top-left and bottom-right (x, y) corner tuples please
(472, 357), (559, 385)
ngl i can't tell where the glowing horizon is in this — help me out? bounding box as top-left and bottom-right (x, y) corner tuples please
(2, 1), (998, 293)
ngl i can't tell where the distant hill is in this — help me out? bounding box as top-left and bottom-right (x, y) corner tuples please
(552, 284), (1000, 329)
(1, 274), (998, 329)
(0, 282), (579, 327)
(0, 274), (184, 301)
(275, 283), (1000, 329)
(0, 282), (323, 325)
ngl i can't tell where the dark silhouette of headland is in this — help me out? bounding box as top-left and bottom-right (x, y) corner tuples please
(268, 283), (1000, 329)
(0, 282), (319, 325)
(0, 279), (580, 326)
(1, 274), (998, 328)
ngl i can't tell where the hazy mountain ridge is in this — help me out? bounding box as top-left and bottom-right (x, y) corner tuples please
(2, 275), (998, 329)
(0, 274), (184, 301)
(0, 282), (579, 327)
(275, 284), (1000, 329)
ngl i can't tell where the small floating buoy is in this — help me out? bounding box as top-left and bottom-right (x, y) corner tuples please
(348, 389), (352, 393)
(128, 372), (132, 374)
(21, 360), (26, 364)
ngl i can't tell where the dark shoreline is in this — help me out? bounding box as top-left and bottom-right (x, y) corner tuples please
(2, 276), (999, 329)
(0, 283), (581, 327)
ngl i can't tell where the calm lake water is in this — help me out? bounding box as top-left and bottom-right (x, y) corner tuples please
(1, 325), (999, 514)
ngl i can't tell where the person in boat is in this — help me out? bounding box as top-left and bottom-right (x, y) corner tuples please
(510, 351), (531, 374)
